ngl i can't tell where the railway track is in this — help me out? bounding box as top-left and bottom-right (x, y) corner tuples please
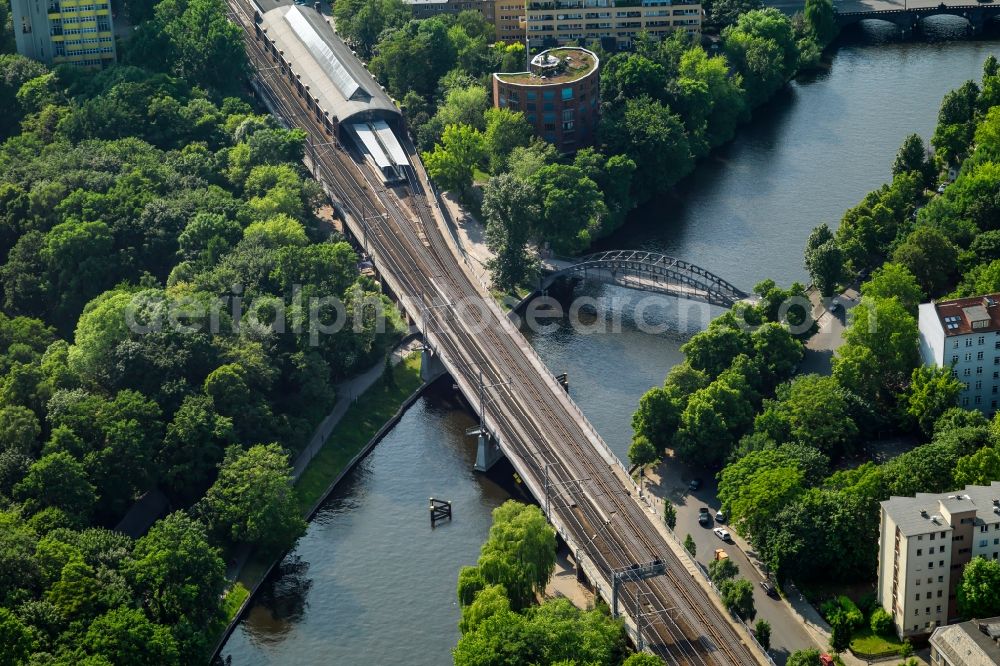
(226, 4), (765, 662)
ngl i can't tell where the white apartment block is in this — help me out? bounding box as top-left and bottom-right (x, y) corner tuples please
(878, 482), (1000, 640)
(919, 294), (1000, 417)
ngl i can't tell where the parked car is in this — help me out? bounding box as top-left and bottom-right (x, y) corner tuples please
(715, 511), (726, 523)
(713, 527), (731, 542)
(937, 183), (947, 194)
(688, 478), (702, 491)
(714, 548), (729, 562)
(759, 580), (778, 598)
(699, 507), (711, 526)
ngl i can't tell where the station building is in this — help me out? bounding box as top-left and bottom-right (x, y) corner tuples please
(492, 47), (600, 153)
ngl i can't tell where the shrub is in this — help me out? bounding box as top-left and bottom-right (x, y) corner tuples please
(870, 607), (893, 636)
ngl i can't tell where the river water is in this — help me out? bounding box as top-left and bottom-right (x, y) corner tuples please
(221, 27), (1000, 666)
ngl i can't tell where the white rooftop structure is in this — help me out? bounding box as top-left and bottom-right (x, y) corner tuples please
(258, 5), (400, 126)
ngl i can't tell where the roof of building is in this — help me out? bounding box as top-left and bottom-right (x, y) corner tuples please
(494, 47), (599, 86)
(931, 616), (1000, 665)
(882, 482), (1000, 537)
(925, 293), (1000, 337)
(259, 5), (400, 125)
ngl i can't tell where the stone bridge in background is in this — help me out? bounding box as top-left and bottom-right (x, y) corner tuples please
(766, 0), (1000, 34)
(541, 250), (750, 307)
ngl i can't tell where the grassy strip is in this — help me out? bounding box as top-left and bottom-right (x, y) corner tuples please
(850, 627), (904, 656)
(293, 351), (423, 514)
(222, 583), (250, 621)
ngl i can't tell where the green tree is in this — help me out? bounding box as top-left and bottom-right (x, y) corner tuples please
(0, 404), (40, 455)
(482, 173), (537, 291)
(623, 654), (665, 666)
(723, 9), (798, 108)
(599, 95), (693, 198)
(905, 365), (962, 437)
(628, 436), (658, 468)
(684, 533), (696, 557)
(803, 0), (837, 45)
(459, 584), (510, 634)
(891, 133), (933, 185)
(870, 607), (893, 635)
(83, 607), (180, 666)
(787, 649), (822, 666)
(158, 394), (234, 504)
(663, 502), (677, 530)
(755, 618), (772, 651)
(14, 451), (96, 523)
(709, 557), (739, 585)
(720, 577), (756, 619)
(891, 226), (958, 296)
(860, 263), (924, 314)
(126, 512), (226, 657)
(483, 108), (533, 174)
(829, 611), (852, 652)
(199, 443), (306, 554)
(529, 163), (606, 255)
(0, 607), (33, 665)
(955, 446), (1000, 487)
(804, 224), (843, 296)
(334, 0), (411, 58)
(833, 297), (919, 402)
(957, 556), (1000, 618)
(476, 501), (556, 610)
(422, 124), (486, 197)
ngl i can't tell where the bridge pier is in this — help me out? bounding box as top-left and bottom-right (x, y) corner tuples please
(473, 429), (504, 472)
(420, 344), (447, 382)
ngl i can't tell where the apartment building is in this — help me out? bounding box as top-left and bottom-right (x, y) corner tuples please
(11, 0), (116, 67)
(525, 0), (702, 51)
(406, 0), (495, 23)
(930, 617), (1000, 666)
(877, 482), (1000, 640)
(919, 293), (1000, 417)
(493, 47), (599, 153)
(494, 0), (526, 42)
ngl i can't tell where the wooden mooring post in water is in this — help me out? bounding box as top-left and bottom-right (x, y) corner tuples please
(429, 498), (452, 526)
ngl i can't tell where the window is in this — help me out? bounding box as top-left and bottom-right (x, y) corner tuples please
(982, 525), (989, 533)
(981, 539), (989, 547)
(977, 380), (983, 389)
(937, 605), (942, 613)
(968, 339), (974, 347)
(939, 575), (944, 582)
(966, 353), (973, 361)
(954, 340), (960, 348)
(543, 90), (555, 100)
(979, 366), (984, 374)
(953, 355), (960, 363)
(929, 561), (934, 569)
(526, 91), (536, 101)
(979, 336), (986, 345)
(979, 351), (985, 360)
(561, 87), (573, 100)
(915, 593), (920, 600)
(964, 397), (970, 406)
(917, 549), (923, 556)
(977, 396), (983, 405)
(938, 590), (943, 598)
(914, 609), (920, 616)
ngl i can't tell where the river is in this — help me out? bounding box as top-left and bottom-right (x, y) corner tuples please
(220, 27), (1000, 665)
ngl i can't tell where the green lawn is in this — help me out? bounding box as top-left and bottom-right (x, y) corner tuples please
(850, 627), (904, 656)
(293, 352), (423, 514)
(222, 582), (250, 621)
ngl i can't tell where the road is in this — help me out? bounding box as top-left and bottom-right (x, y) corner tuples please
(227, 2), (768, 664)
(667, 474), (818, 665)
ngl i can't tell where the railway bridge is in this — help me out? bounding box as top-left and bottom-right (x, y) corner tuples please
(542, 250), (750, 307)
(766, 0), (1000, 34)
(228, 1), (770, 663)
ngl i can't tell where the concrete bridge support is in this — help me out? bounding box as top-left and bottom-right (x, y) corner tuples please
(420, 344), (447, 383)
(473, 429), (504, 472)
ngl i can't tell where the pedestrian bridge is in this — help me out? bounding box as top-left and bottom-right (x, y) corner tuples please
(541, 250), (750, 307)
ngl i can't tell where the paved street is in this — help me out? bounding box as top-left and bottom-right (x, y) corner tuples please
(643, 466), (822, 665)
(800, 288), (858, 376)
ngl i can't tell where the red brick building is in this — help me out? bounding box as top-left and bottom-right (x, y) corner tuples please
(492, 47), (600, 154)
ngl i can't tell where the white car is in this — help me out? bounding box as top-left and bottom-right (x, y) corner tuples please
(714, 527), (731, 542)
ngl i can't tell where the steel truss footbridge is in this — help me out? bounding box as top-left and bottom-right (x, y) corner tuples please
(543, 250), (749, 307)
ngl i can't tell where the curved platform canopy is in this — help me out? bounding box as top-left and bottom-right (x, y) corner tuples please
(258, 4), (401, 126)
